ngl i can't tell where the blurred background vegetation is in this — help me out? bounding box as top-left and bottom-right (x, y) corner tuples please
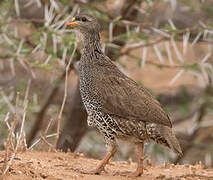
(0, 0), (213, 167)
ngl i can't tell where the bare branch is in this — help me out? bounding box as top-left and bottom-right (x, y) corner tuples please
(54, 43), (77, 148)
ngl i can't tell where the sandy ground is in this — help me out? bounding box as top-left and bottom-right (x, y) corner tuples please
(0, 151), (213, 180)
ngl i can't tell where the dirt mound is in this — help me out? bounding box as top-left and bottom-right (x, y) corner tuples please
(0, 151), (213, 180)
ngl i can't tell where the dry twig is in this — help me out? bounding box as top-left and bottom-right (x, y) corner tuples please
(39, 118), (54, 150)
(54, 43), (77, 148)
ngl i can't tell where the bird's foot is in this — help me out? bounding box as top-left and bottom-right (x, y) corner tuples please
(80, 148), (116, 175)
(119, 168), (143, 177)
(80, 166), (105, 175)
(127, 169), (143, 177)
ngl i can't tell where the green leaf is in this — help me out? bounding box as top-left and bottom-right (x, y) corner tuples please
(163, 24), (173, 31)
(140, 33), (148, 42)
(185, 63), (201, 73)
(61, 0), (68, 5)
(39, 63), (53, 70)
(32, 32), (41, 46)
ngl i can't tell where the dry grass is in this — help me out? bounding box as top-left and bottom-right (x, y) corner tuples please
(1, 79), (30, 175)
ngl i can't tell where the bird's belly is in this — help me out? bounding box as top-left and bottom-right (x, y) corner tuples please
(115, 128), (148, 143)
(116, 122), (160, 143)
(109, 116), (149, 142)
(116, 134), (146, 143)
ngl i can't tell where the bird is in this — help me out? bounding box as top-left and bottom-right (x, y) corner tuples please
(65, 14), (182, 177)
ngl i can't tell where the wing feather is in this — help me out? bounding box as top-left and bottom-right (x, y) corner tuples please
(96, 75), (172, 127)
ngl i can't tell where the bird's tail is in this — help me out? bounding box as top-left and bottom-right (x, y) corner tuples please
(157, 125), (183, 156)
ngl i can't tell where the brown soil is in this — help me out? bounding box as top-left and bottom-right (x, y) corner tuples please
(0, 151), (213, 180)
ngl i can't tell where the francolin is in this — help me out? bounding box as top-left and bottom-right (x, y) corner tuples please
(65, 14), (182, 177)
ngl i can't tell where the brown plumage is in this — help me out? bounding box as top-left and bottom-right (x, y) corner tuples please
(65, 14), (182, 176)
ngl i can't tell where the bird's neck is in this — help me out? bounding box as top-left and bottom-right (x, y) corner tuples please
(82, 32), (102, 54)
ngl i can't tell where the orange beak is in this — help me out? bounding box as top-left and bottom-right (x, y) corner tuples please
(65, 18), (78, 27)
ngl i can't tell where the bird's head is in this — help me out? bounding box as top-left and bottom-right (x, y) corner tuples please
(65, 14), (100, 35)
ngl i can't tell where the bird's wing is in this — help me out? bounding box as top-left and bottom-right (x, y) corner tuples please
(95, 75), (172, 127)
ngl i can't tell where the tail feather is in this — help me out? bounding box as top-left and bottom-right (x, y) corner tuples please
(157, 125), (183, 156)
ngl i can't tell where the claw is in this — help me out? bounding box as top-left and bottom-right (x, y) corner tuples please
(81, 166), (105, 175)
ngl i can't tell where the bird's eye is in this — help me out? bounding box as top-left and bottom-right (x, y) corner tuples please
(75, 16), (80, 21)
(81, 17), (87, 22)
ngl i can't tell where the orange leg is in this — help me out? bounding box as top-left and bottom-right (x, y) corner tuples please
(132, 143), (144, 176)
(122, 142), (144, 177)
(82, 147), (117, 175)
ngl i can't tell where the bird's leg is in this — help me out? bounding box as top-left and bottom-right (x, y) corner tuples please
(82, 146), (117, 175)
(122, 142), (144, 177)
(130, 142), (144, 176)
(135, 143), (144, 176)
